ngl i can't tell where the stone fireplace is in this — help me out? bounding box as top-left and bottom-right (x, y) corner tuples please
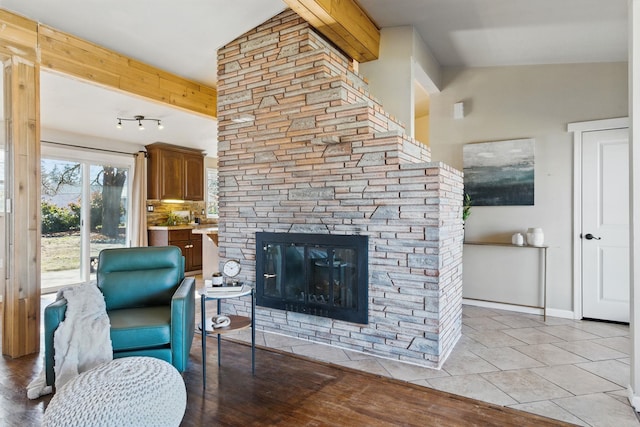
(216, 9), (463, 368)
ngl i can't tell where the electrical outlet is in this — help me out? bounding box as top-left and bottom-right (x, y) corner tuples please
(147, 205), (154, 212)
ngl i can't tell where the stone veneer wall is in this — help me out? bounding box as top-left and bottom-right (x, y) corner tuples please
(216, 9), (463, 367)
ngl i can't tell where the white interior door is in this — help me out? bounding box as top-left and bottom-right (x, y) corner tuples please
(582, 127), (629, 322)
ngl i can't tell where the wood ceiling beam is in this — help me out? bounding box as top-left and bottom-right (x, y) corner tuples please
(38, 25), (217, 118)
(283, 0), (380, 63)
(0, 9), (38, 62)
(0, 9), (217, 119)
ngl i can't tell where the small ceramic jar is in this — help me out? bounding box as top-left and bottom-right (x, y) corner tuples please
(526, 228), (544, 246)
(512, 233), (524, 246)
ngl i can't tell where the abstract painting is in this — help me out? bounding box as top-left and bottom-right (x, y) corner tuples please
(463, 138), (535, 206)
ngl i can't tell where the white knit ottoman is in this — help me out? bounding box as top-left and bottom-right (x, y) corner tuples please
(42, 356), (186, 427)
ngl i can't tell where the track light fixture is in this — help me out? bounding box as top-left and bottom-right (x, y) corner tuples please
(116, 115), (164, 131)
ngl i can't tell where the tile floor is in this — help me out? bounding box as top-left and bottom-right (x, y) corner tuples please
(225, 304), (639, 427)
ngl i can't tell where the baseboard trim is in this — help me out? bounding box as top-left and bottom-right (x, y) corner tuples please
(628, 385), (640, 412)
(462, 298), (576, 320)
(545, 307), (577, 320)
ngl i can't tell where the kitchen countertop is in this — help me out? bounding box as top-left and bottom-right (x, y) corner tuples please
(148, 224), (218, 233)
(148, 225), (195, 230)
(191, 226), (219, 235)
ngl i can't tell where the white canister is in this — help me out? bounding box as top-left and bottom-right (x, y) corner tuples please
(512, 233), (524, 246)
(526, 227), (544, 246)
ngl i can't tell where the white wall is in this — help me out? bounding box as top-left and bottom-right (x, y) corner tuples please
(360, 26), (441, 139)
(411, 27), (441, 94)
(629, 0), (640, 409)
(360, 27), (414, 136)
(429, 62), (628, 313)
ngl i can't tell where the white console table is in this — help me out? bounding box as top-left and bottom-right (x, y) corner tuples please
(463, 242), (549, 320)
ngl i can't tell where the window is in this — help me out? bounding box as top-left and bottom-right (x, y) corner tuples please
(206, 167), (218, 218)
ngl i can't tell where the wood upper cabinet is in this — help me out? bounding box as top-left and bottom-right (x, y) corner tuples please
(146, 143), (204, 201)
(157, 149), (184, 200)
(184, 153), (204, 201)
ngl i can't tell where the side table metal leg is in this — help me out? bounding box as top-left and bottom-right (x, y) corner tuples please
(217, 334), (221, 367)
(217, 299), (222, 367)
(543, 247), (548, 322)
(252, 288), (255, 375)
(201, 294), (206, 389)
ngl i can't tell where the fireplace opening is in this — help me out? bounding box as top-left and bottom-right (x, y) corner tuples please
(256, 232), (369, 324)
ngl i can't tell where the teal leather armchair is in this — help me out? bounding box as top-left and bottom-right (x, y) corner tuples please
(44, 246), (196, 387)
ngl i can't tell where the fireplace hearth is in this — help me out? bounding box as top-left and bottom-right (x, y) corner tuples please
(256, 232), (369, 324)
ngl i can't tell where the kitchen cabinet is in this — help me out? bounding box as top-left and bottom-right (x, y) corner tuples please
(183, 152), (204, 200)
(190, 236), (203, 272)
(146, 143), (204, 201)
(148, 228), (203, 273)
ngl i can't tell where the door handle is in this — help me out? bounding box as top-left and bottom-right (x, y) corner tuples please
(263, 274), (276, 278)
(584, 233), (602, 240)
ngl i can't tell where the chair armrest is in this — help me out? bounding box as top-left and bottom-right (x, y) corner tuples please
(170, 276), (196, 372)
(44, 298), (68, 386)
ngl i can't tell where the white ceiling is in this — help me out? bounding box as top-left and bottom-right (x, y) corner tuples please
(0, 0), (628, 155)
(360, 0), (628, 67)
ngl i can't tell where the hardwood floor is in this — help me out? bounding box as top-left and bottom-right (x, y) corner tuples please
(1, 332), (575, 426)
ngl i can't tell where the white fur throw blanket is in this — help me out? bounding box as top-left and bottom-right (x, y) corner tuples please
(27, 282), (113, 399)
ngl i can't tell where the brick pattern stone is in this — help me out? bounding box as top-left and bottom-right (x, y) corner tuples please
(216, 9), (463, 368)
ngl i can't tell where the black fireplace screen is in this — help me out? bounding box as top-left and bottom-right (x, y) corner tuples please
(256, 232), (368, 324)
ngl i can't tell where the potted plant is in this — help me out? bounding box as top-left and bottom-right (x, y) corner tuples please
(462, 193), (472, 224)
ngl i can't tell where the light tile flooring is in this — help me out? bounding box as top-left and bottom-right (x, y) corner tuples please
(225, 304), (639, 427)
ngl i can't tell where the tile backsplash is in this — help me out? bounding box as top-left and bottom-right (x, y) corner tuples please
(146, 200), (216, 226)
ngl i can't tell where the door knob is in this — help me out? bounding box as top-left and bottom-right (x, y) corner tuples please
(584, 233), (602, 240)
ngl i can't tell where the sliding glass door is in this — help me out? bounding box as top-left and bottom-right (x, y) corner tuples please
(41, 158), (83, 287)
(41, 144), (132, 292)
